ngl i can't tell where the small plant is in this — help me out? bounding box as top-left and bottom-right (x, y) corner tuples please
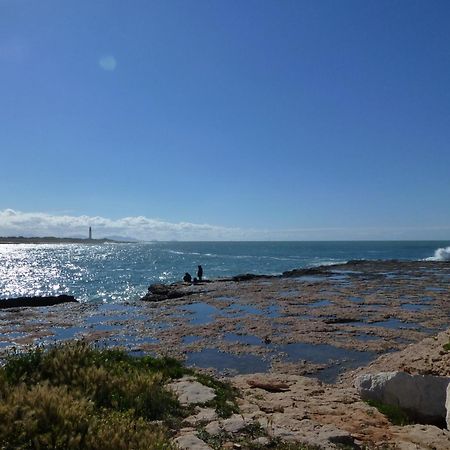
(443, 341), (450, 351)
(190, 371), (240, 418)
(366, 399), (413, 426)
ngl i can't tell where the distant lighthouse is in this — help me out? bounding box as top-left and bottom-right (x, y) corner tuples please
(89, 227), (92, 240)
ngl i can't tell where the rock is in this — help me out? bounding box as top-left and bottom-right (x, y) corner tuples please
(282, 267), (327, 277)
(392, 424), (450, 450)
(446, 383), (450, 429)
(264, 415), (355, 449)
(247, 379), (290, 392)
(204, 421), (221, 435)
(355, 371), (450, 424)
(173, 434), (212, 450)
(324, 317), (359, 324)
(184, 408), (217, 426)
(0, 294), (77, 309)
(232, 273), (265, 282)
(140, 283), (192, 302)
(251, 437), (270, 446)
(222, 414), (247, 433)
(168, 376), (216, 405)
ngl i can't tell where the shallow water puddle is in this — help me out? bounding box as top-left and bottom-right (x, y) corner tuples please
(293, 275), (327, 283)
(0, 331), (28, 347)
(186, 348), (269, 374)
(215, 295), (239, 302)
(349, 318), (420, 329)
(50, 326), (85, 340)
(356, 333), (381, 341)
(280, 342), (375, 383)
(178, 302), (220, 325)
(400, 303), (430, 312)
(279, 290), (300, 298)
(308, 299), (333, 308)
(183, 335), (202, 344)
(223, 333), (261, 345)
(265, 304), (280, 317)
(225, 303), (263, 316)
(425, 287), (447, 293)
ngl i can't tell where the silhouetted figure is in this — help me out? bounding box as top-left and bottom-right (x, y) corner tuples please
(193, 277), (198, 284)
(197, 265), (203, 281)
(183, 272), (192, 283)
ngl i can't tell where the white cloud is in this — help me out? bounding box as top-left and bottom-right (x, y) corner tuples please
(98, 55), (117, 71)
(0, 209), (448, 241)
(0, 209), (242, 241)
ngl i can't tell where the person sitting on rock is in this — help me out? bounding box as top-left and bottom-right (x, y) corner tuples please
(183, 272), (192, 283)
(197, 265), (203, 281)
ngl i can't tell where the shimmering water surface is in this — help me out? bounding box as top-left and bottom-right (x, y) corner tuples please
(1, 241), (449, 302)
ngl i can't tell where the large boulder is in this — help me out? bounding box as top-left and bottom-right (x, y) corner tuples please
(355, 371), (450, 425)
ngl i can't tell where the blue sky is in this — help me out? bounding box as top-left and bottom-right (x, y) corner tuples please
(1, 0), (449, 240)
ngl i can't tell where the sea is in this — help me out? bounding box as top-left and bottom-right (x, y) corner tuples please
(1, 241), (449, 303)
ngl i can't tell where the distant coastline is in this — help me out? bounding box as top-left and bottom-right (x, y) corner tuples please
(0, 236), (128, 244)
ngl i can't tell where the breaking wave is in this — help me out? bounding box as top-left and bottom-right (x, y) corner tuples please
(425, 246), (450, 261)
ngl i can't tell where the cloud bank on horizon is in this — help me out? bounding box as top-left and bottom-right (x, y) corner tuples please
(0, 209), (449, 241)
(0, 209), (242, 241)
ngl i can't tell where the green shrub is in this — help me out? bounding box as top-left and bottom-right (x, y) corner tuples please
(0, 341), (186, 449)
(4, 341), (185, 386)
(0, 382), (174, 450)
(2, 341), (184, 420)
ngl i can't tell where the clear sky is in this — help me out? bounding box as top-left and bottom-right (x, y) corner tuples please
(1, 0), (449, 240)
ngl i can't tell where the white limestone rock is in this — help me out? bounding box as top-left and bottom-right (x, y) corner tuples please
(222, 414), (248, 433)
(204, 420), (221, 435)
(355, 371), (450, 423)
(184, 407), (217, 426)
(168, 376), (216, 405)
(173, 434), (212, 450)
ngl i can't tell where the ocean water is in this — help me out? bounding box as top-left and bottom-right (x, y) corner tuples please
(1, 241), (449, 303)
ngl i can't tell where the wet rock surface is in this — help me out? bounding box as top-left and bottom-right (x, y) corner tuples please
(0, 260), (449, 383)
(0, 294), (77, 309)
(140, 283), (193, 302)
(1, 260), (449, 448)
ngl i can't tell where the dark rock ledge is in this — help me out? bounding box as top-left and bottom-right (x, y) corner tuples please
(140, 284), (195, 302)
(0, 295), (78, 309)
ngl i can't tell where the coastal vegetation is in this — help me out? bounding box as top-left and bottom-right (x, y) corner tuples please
(0, 341), (184, 449)
(0, 341), (241, 449)
(0, 341), (328, 450)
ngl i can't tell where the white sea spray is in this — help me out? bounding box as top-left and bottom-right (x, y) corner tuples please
(425, 246), (450, 261)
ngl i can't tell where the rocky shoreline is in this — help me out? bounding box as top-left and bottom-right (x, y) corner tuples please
(0, 259), (449, 448)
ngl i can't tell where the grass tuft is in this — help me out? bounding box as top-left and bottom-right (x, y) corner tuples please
(189, 371), (240, 418)
(366, 399), (413, 426)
